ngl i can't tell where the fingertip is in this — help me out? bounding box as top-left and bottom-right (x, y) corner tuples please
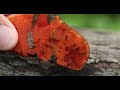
(0, 14), (18, 51)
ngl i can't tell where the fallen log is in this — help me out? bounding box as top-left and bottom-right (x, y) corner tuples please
(0, 28), (120, 76)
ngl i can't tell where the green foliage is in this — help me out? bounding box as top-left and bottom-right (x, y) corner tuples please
(59, 14), (120, 32)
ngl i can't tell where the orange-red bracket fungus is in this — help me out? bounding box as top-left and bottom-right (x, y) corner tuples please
(6, 14), (90, 70)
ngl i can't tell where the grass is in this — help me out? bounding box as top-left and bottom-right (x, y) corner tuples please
(59, 14), (120, 32)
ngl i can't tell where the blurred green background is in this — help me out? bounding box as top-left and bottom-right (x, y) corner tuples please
(59, 14), (120, 32)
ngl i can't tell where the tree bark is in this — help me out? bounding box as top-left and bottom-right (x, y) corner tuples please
(0, 29), (120, 76)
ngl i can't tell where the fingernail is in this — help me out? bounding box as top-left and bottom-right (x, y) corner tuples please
(0, 24), (18, 51)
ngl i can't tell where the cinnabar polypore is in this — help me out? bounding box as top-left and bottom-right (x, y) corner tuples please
(7, 14), (90, 70)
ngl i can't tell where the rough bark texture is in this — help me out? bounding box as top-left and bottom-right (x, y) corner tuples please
(0, 29), (120, 76)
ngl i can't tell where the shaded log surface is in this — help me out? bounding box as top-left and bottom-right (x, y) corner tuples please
(0, 29), (120, 76)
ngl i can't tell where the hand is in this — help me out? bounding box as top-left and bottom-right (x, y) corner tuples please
(0, 14), (18, 51)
